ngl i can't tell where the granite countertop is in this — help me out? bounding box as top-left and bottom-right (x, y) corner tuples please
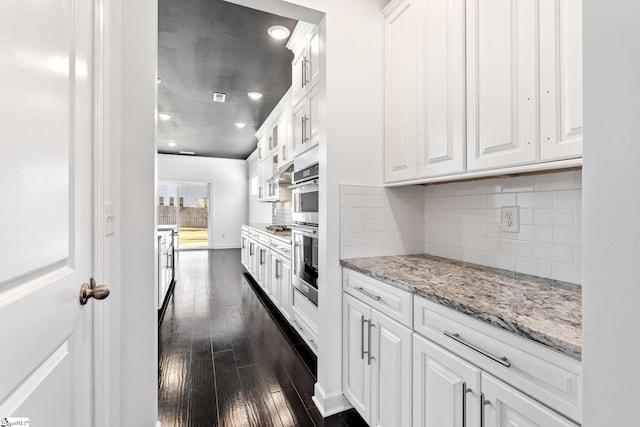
(341, 254), (582, 360)
(244, 223), (292, 243)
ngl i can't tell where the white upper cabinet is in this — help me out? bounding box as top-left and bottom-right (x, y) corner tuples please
(418, 0), (466, 178)
(466, 0), (539, 171)
(539, 0), (583, 161)
(290, 25), (320, 107)
(383, 0), (583, 184)
(384, 0), (419, 182)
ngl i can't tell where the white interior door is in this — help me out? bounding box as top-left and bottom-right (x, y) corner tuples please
(0, 0), (96, 424)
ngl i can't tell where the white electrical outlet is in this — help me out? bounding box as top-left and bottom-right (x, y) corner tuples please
(501, 206), (520, 232)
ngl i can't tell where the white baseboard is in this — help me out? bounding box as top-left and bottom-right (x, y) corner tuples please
(312, 383), (352, 417)
(210, 244), (241, 249)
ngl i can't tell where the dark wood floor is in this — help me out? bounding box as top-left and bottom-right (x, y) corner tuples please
(158, 249), (367, 427)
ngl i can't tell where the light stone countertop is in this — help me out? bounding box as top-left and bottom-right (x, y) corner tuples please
(341, 254), (582, 360)
(243, 223), (292, 243)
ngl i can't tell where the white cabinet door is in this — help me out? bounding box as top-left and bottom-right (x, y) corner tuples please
(418, 0), (466, 178)
(308, 29), (320, 87)
(413, 334), (481, 427)
(278, 259), (292, 320)
(292, 47), (308, 106)
(292, 99), (309, 157)
(539, 0), (582, 161)
(466, 0), (538, 171)
(278, 109), (292, 165)
(343, 293), (372, 423)
(241, 235), (248, 268)
(257, 245), (269, 288)
(384, 0), (419, 182)
(482, 373), (578, 427)
(308, 83), (320, 149)
(248, 240), (257, 276)
(370, 310), (413, 427)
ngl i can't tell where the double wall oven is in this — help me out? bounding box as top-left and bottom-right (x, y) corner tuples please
(290, 162), (319, 306)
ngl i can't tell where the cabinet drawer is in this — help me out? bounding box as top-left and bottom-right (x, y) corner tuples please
(292, 290), (318, 354)
(414, 296), (582, 424)
(343, 269), (413, 327)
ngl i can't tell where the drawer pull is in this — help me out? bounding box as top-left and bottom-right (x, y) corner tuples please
(444, 331), (511, 368)
(355, 287), (382, 301)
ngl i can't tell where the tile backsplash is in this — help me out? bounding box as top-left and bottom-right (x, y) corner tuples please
(339, 170), (583, 285)
(340, 185), (424, 258)
(424, 170), (582, 284)
(272, 201), (292, 225)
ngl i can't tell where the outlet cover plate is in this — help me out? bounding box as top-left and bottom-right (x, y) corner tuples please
(501, 206), (520, 233)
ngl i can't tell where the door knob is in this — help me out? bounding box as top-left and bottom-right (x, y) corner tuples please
(79, 278), (111, 305)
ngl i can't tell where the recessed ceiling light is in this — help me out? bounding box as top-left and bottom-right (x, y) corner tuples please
(268, 25), (290, 40)
(212, 92), (226, 103)
(157, 77), (162, 84)
(168, 142), (177, 147)
(235, 122), (246, 129)
(179, 151), (195, 155)
(248, 91), (263, 100)
(158, 113), (172, 120)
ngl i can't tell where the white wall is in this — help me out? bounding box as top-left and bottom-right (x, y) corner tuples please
(231, 0), (388, 414)
(157, 154), (248, 248)
(118, 0), (158, 424)
(246, 149), (271, 224)
(583, 0), (640, 424)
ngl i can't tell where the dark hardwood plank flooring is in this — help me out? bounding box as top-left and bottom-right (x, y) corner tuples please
(158, 249), (366, 427)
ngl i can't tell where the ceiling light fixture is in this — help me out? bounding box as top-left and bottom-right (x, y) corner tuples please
(212, 92), (226, 103)
(268, 25), (290, 40)
(179, 151), (195, 155)
(158, 113), (172, 120)
(234, 122), (246, 129)
(157, 77), (162, 84)
(247, 91), (263, 100)
(168, 142), (177, 147)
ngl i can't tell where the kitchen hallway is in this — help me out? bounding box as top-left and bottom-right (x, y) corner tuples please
(158, 249), (366, 427)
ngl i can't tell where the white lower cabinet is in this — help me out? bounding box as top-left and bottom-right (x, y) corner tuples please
(343, 292), (412, 427)
(269, 250), (292, 321)
(413, 333), (481, 427)
(482, 373), (578, 427)
(342, 268), (582, 427)
(413, 334), (578, 427)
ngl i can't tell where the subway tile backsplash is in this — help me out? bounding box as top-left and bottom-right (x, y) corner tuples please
(340, 185), (424, 259)
(424, 171), (582, 284)
(339, 170), (583, 285)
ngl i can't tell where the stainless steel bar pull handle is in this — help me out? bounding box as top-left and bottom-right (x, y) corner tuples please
(360, 315), (368, 360)
(480, 394), (490, 427)
(367, 322), (375, 365)
(355, 287), (382, 301)
(462, 382), (472, 427)
(444, 331), (511, 367)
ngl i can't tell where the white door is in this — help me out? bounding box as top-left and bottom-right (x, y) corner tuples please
(466, 0), (539, 171)
(413, 334), (481, 427)
(482, 373), (578, 427)
(370, 310), (412, 427)
(384, 0), (419, 183)
(342, 293), (372, 423)
(0, 0), (97, 424)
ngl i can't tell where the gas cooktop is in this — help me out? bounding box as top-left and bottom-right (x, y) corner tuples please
(265, 225), (290, 232)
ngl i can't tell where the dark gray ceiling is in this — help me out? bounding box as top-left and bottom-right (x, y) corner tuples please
(157, 0), (296, 159)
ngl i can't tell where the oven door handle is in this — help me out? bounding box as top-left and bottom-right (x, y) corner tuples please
(287, 180), (318, 190)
